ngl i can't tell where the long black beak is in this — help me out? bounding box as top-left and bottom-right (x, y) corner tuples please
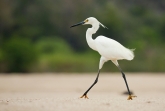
(70, 21), (85, 28)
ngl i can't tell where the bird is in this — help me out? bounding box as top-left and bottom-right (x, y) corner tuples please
(70, 17), (137, 100)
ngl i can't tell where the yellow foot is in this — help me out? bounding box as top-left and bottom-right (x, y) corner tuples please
(80, 94), (89, 99)
(127, 95), (137, 100)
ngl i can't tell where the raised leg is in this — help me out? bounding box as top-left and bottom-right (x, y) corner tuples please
(80, 70), (100, 99)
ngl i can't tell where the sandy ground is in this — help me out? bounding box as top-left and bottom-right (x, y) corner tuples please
(0, 73), (165, 111)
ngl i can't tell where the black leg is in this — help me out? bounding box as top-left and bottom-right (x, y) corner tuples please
(117, 66), (136, 100)
(118, 66), (131, 95)
(80, 70), (100, 99)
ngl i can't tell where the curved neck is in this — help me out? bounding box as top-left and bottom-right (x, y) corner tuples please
(86, 23), (100, 51)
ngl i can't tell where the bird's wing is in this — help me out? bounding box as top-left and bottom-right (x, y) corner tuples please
(95, 36), (134, 60)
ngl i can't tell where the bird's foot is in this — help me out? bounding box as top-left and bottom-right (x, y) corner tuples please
(127, 95), (137, 100)
(80, 94), (89, 99)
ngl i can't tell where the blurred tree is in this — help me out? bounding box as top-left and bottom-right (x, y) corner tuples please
(0, 37), (38, 72)
(0, 0), (165, 72)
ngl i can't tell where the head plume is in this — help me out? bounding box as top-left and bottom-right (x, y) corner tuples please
(99, 22), (108, 29)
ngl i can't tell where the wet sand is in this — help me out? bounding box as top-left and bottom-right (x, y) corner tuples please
(0, 73), (165, 111)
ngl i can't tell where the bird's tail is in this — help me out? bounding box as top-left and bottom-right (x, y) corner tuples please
(126, 48), (135, 60)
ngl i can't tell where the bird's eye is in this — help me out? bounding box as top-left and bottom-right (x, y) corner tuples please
(85, 19), (88, 23)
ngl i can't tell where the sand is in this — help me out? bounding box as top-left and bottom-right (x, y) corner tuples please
(0, 73), (165, 111)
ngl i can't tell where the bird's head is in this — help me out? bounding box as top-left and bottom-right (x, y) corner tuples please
(70, 17), (108, 29)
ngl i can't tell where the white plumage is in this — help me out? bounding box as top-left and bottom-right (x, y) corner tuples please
(95, 36), (134, 60)
(83, 17), (134, 68)
(70, 17), (136, 100)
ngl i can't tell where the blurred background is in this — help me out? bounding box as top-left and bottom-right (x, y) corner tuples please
(0, 0), (165, 73)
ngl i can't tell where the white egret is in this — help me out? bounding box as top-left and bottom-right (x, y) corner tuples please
(70, 17), (136, 100)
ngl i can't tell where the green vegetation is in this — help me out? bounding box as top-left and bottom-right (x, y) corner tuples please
(0, 0), (165, 72)
(0, 37), (38, 72)
(33, 37), (100, 72)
